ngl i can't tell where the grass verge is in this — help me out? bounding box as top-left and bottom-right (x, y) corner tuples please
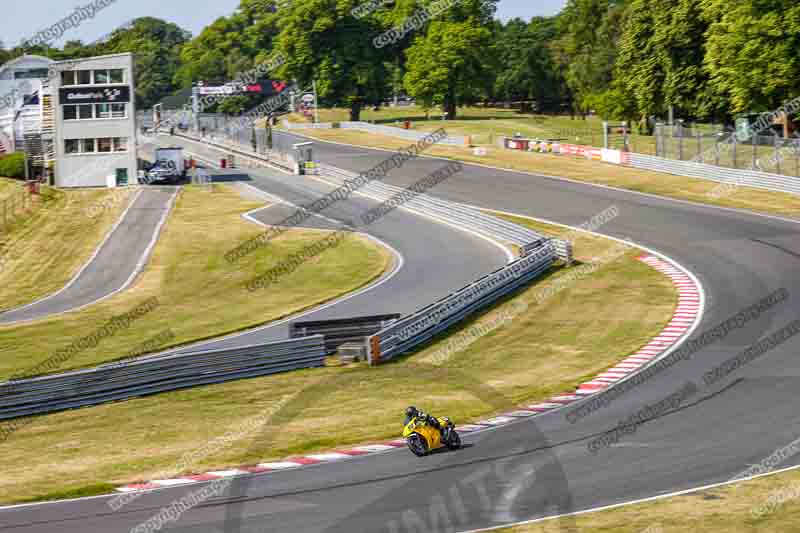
(0, 214), (675, 503)
(0, 184), (390, 379)
(497, 467), (800, 532)
(0, 180), (132, 312)
(287, 124), (800, 219)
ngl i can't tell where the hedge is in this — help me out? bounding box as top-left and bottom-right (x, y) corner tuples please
(0, 153), (25, 179)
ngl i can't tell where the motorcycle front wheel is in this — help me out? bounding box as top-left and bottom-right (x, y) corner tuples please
(407, 434), (429, 457)
(445, 430), (462, 450)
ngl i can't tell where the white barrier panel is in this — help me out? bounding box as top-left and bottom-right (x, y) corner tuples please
(602, 148), (623, 165)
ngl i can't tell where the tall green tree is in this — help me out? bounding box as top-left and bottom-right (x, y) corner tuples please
(402, 0), (499, 119)
(96, 17), (191, 108)
(702, 0), (800, 116)
(553, 0), (626, 117)
(613, 0), (714, 127)
(0, 41), (10, 66)
(492, 17), (567, 112)
(404, 20), (493, 119)
(273, 0), (391, 121)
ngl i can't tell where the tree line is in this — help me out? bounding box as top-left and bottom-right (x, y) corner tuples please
(1, 0), (798, 128)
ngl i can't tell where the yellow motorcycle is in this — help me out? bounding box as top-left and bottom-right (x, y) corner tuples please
(402, 416), (462, 457)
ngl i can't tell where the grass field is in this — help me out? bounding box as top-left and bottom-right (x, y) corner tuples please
(0, 184), (390, 380)
(0, 214), (676, 504)
(498, 466), (800, 533)
(290, 127), (800, 219)
(0, 177), (21, 199)
(0, 180), (132, 312)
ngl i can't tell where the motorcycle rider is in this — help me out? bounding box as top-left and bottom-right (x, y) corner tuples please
(405, 406), (445, 436)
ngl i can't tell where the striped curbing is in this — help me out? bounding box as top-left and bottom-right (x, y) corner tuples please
(115, 254), (701, 494)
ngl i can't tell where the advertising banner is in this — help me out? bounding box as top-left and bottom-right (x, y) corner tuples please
(59, 86), (131, 104)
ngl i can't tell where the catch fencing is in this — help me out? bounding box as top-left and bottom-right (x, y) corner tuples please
(503, 136), (800, 198)
(367, 243), (556, 363)
(0, 336), (326, 420)
(175, 130), (298, 172)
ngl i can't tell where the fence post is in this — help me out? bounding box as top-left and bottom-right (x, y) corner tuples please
(696, 128), (703, 163)
(796, 142), (800, 177)
(775, 135), (782, 175)
(622, 121), (629, 152)
(715, 137), (720, 166)
(752, 136), (758, 169)
(654, 123), (661, 157)
(732, 135), (737, 169)
(677, 121), (684, 160)
(603, 121), (609, 149)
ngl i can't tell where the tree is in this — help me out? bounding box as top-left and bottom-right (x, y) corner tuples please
(173, 0), (281, 88)
(0, 41), (10, 66)
(553, 0), (626, 117)
(404, 20), (493, 119)
(96, 17), (191, 108)
(702, 0), (800, 117)
(613, 0), (715, 126)
(273, 0), (391, 121)
(492, 17), (567, 112)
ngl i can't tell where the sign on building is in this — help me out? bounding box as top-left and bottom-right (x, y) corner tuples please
(59, 86), (131, 104)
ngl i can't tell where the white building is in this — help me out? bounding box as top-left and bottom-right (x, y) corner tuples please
(52, 53), (138, 187)
(0, 53), (138, 187)
(0, 54), (54, 154)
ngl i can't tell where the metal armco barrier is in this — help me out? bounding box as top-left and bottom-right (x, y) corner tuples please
(524, 239), (572, 264)
(170, 134), (571, 264)
(339, 121), (470, 146)
(367, 244), (555, 364)
(290, 314), (400, 354)
(174, 131), (297, 173)
(0, 336), (326, 420)
(316, 163), (575, 262)
(625, 152), (800, 196)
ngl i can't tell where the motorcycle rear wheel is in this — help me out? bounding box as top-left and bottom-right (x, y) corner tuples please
(407, 434), (429, 457)
(445, 430), (462, 450)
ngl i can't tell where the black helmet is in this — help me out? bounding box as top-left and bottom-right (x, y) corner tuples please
(405, 406), (419, 419)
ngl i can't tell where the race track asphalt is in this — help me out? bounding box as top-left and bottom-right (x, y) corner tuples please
(150, 135), (506, 354)
(0, 187), (176, 325)
(2, 132), (800, 532)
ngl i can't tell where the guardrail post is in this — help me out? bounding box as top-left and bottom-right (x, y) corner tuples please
(367, 336), (381, 366)
(796, 144), (799, 177)
(696, 129), (703, 163)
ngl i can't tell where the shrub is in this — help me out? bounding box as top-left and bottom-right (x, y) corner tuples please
(0, 153), (25, 179)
